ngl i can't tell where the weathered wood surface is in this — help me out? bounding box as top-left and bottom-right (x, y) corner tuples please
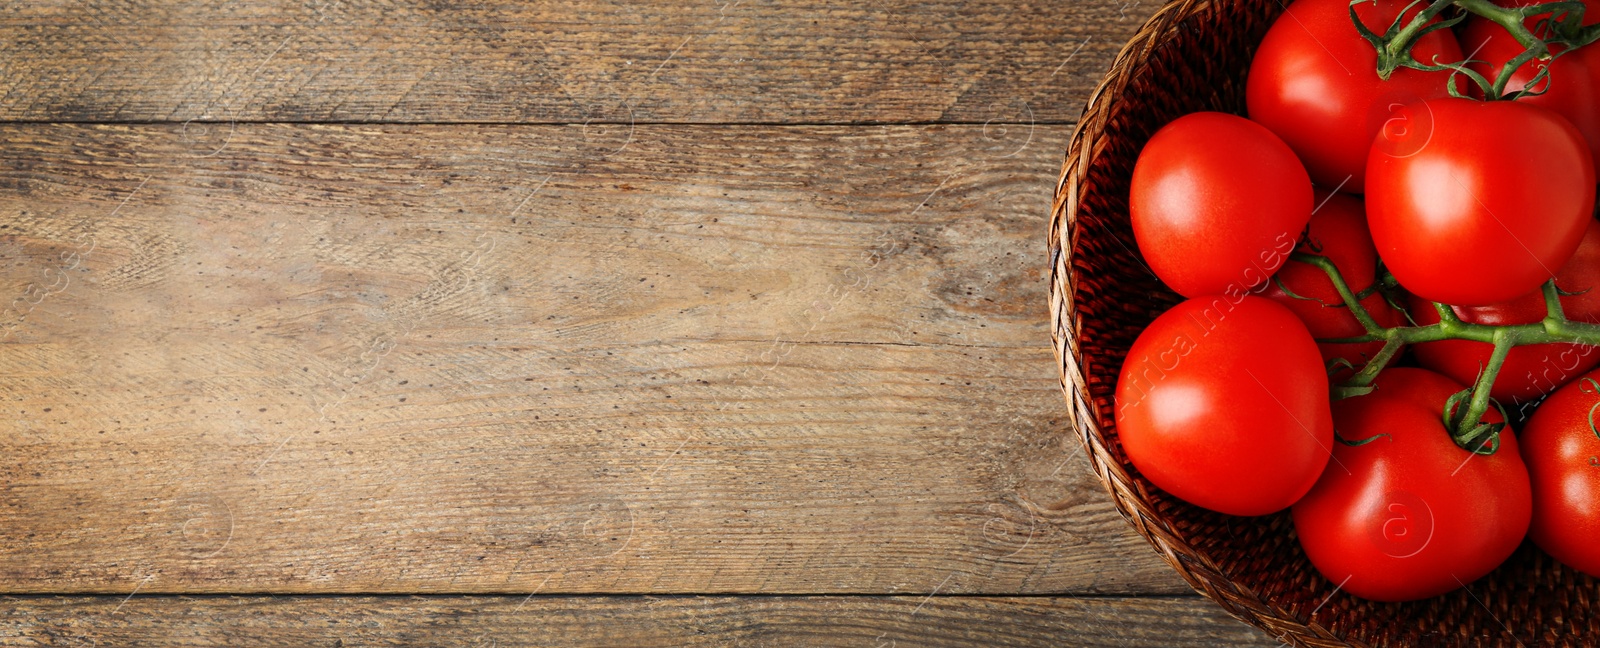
(0, 0), (1153, 124)
(0, 0), (1286, 642)
(0, 123), (1186, 595)
(0, 595), (1278, 647)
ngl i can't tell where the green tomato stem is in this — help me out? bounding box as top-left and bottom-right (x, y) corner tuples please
(1355, 0), (1600, 98)
(1455, 0), (1553, 51)
(1433, 301), (1461, 326)
(1292, 251), (1590, 452)
(1545, 279), (1567, 320)
(1289, 253), (1385, 335)
(1455, 328), (1512, 446)
(1355, 0), (1459, 80)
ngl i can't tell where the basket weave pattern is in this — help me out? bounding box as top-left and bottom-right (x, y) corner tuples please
(1048, 0), (1599, 645)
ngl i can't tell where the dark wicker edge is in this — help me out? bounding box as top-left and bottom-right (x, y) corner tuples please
(1047, 1), (1358, 646)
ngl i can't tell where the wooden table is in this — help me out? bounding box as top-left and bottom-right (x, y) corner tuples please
(0, 1), (1279, 645)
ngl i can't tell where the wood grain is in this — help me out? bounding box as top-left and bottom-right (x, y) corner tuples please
(0, 595), (1276, 647)
(0, 0), (1153, 124)
(0, 123), (1184, 595)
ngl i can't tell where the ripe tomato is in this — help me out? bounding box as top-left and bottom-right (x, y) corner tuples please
(1579, 18), (1600, 137)
(1409, 220), (1600, 406)
(1129, 112), (1313, 298)
(1116, 296), (1332, 516)
(1247, 0), (1463, 191)
(1262, 191), (1404, 379)
(1459, 0), (1600, 170)
(1520, 369), (1600, 577)
(1366, 98), (1595, 306)
(1292, 368), (1532, 602)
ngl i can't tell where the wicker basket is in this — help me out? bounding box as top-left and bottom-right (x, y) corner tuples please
(1048, 0), (1599, 646)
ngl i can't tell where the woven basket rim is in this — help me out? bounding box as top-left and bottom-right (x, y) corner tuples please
(1047, 1), (1352, 645)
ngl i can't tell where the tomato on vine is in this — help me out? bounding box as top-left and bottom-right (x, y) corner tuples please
(1292, 368), (1532, 602)
(1366, 98), (1595, 306)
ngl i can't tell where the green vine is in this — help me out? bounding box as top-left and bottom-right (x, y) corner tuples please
(1352, 0), (1600, 98)
(1294, 252), (1600, 454)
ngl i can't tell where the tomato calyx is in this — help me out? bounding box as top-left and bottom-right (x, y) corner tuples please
(1353, 0), (1600, 97)
(1443, 387), (1510, 453)
(1294, 251), (1600, 452)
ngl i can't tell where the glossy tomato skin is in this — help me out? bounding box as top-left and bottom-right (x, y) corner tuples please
(1262, 192), (1403, 379)
(1409, 220), (1600, 405)
(1520, 368), (1600, 577)
(1367, 98), (1595, 306)
(1459, 0), (1600, 170)
(1292, 368), (1532, 602)
(1116, 296), (1332, 516)
(1129, 112), (1313, 298)
(1248, 0), (1463, 191)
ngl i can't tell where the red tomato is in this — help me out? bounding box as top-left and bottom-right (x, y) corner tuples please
(1129, 112), (1313, 298)
(1247, 0), (1463, 191)
(1520, 369), (1600, 577)
(1366, 98), (1595, 306)
(1579, 21), (1600, 137)
(1292, 368), (1532, 602)
(1116, 296), (1332, 516)
(1459, 0), (1600, 171)
(1262, 191), (1404, 379)
(1409, 220), (1600, 406)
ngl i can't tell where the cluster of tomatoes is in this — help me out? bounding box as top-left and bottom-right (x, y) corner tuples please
(1114, 0), (1600, 602)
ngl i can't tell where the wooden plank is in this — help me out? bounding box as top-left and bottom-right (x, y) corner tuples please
(0, 123), (1185, 595)
(0, 0), (1153, 124)
(0, 595), (1276, 647)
